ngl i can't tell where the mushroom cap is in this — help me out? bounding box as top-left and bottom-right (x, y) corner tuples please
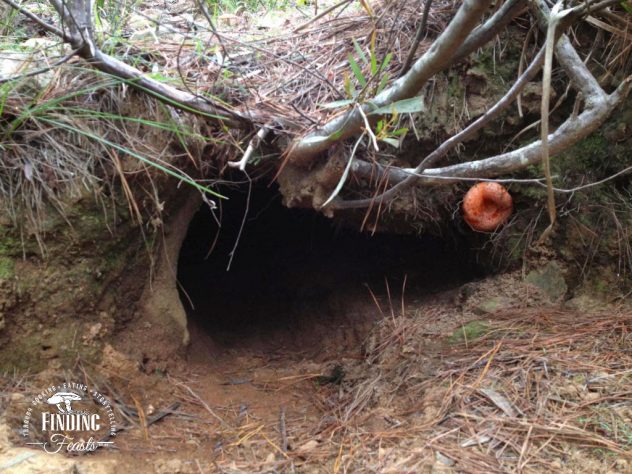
(46, 392), (82, 403)
(462, 182), (513, 232)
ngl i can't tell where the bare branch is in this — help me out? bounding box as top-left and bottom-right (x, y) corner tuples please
(331, 0), (630, 209)
(453, 0), (528, 63)
(349, 75), (630, 188)
(48, 0), (92, 51)
(286, 0), (494, 165)
(91, 50), (251, 127)
(331, 44), (547, 209)
(228, 126), (271, 171)
(1, 0), (253, 129)
(539, 1), (567, 241)
(398, 0), (433, 78)
(550, 164), (632, 193)
(293, 0), (353, 33)
(533, 1), (606, 101)
(293, 0), (620, 174)
(0, 0), (67, 39)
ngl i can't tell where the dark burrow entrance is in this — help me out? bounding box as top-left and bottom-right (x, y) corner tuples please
(177, 183), (485, 362)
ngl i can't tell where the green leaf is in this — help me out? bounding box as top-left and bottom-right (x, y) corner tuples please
(318, 99), (355, 109)
(303, 128), (346, 146)
(622, 1), (632, 14)
(0, 82), (16, 117)
(343, 73), (354, 99)
(370, 49), (378, 76)
(348, 54), (367, 87)
(369, 96), (425, 115)
(369, 32), (378, 75)
(352, 38), (368, 65)
(380, 137), (400, 148)
(380, 52), (393, 73)
(376, 73), (390, 94)
(146, 72), (177, 82)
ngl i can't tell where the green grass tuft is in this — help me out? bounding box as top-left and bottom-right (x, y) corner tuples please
(448, 321), (491, 345)
(0, 256), (15, 279)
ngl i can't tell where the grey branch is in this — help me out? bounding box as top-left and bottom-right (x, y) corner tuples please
(0, 0), (253, 129)
(91, 50), (250, 127)
(285, 0), (495, 166)
(0, 0), (66, 38)
(332, 44), (547, 209)
(347, 39), (630, 192)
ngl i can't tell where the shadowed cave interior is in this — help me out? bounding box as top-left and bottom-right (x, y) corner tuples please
(177, 183), (486, 360)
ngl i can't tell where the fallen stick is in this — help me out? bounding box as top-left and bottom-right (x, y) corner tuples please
(293, 0), (353, 33)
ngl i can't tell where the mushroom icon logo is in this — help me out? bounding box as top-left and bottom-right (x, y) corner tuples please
(46, 392), (82, 414)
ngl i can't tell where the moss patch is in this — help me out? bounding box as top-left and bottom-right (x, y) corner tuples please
(448, 320), (491, 345)
(526, 262), (568, 302)
(0, 257), (14, 279)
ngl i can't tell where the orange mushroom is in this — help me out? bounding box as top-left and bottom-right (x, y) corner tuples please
(462, 182), (513, 232)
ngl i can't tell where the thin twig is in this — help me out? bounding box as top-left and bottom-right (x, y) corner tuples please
(228, 126), (271, 171)
(539, 1), (568, 242)
(399, 0), (433, 77)
(279, 407), (288, 452)
(196, 0), (231, 63)
(175, 381), (228, 427)
(547, 164), (632, 193)
(293, 0), (353, 33)
(226, 171), (251, 271)
(0, 0), (67, 38)
(356, 104), (378, 151)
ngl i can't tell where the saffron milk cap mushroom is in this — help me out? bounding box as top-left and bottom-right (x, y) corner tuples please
(462, 182), (513, 232)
